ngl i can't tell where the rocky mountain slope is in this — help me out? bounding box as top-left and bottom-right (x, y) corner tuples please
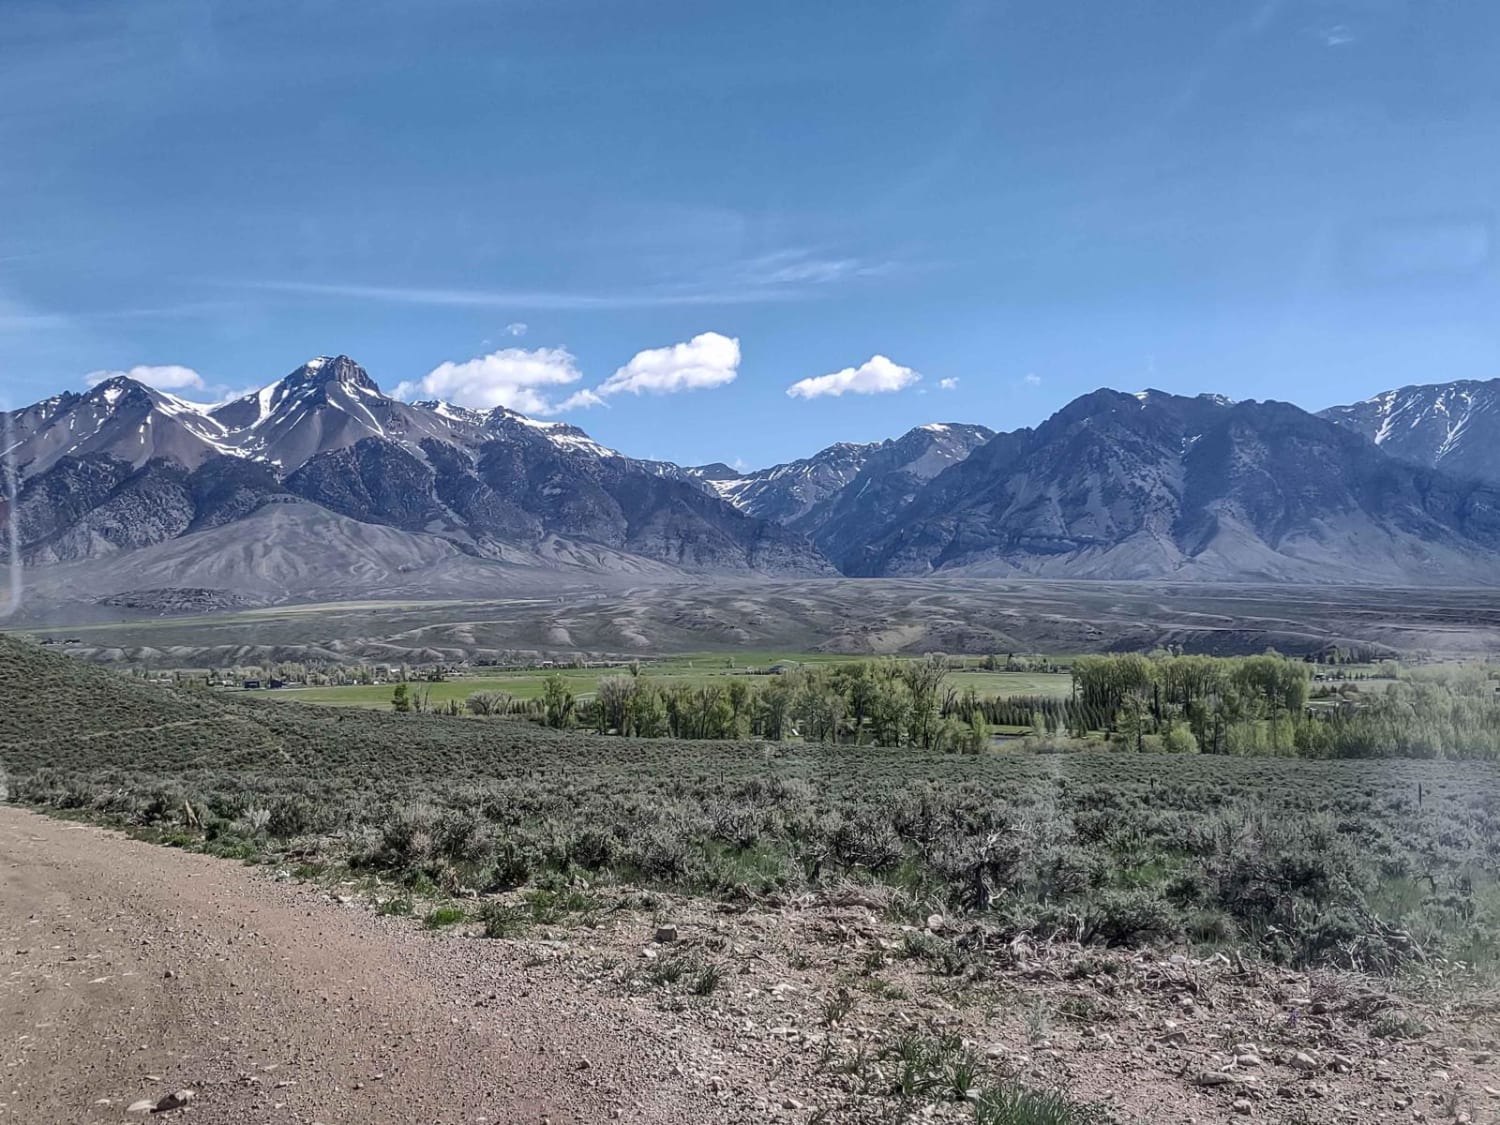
(3, 357), (833, 593)
(846, 389), (1500, 582)
(1321, 378), (1500, 484)
(9, 360), (1500, 602)
(692, 422), (994, 561)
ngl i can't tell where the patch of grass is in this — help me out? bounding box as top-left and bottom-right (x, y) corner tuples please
(376, 895), (414, 916)
(1058, 995), (1113, 1024)
(944, 1043), (984, 1102)
(690, 961), (725, 996)
(972, 1084), (1112, 1125)
(1024, 999), (1051, 1043)
(1371, 1011), (1427, 1040)
(643, 954), (691, 987)
(822, 988), (854, 1026)
(523, 887), (605, 925)
(880, 1031), (980, 1102)
(478, 901), (530, 938)
(855, 976), (908, 1001)
(422, 904), (466, 929)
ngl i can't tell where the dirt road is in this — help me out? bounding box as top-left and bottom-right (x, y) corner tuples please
(0, 807), (720, 1125)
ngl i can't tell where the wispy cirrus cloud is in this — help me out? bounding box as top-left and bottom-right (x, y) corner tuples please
(731, 248), (893, 287)
(234, 279), (813, 310)
(229, 245), (893, 313)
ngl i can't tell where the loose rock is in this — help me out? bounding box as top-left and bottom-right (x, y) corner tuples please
(155, 1089), (196, 1112)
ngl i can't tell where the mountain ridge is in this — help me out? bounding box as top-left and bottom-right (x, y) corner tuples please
(2, 356), (833, 588)
(7, 362), (1500, 602)
(1320, 377), (1500, 484)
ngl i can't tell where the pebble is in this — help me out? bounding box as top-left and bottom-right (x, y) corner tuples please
(1194, 1071), (1238, 1087)
(1233, 1098), (1253, 1115)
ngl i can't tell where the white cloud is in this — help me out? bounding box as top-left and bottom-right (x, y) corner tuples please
(938, 377), (959, 391)
(505, 322), (528, 337)
(786, 355), (920, 400)
(553, 388), (606, 411)
(394, 346), (591, 415)
(85, 364), (205, 391)
(1320, 23), (1355, 47)
(596, 332), (740, 397)
(1024, 373), (1042, 386)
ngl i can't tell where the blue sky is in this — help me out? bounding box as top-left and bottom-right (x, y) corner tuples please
(4, 0), (1499, 468)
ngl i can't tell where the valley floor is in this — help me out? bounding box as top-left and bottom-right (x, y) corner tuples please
(20, 578), (1500, 667)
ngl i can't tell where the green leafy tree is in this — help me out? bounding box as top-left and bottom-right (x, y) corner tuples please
(542, 674), (576, 729)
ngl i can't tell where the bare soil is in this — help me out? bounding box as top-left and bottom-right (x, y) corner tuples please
(0, 807), (719, 1125)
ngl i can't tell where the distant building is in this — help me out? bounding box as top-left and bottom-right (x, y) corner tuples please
(243, 679), (262, 690)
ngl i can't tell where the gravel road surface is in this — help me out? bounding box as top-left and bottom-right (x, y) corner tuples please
(0, 807), (721, 1125)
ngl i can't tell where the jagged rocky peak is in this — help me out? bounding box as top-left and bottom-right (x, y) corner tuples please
(84, 374), (149, 402)
(212, 354), (380, 427)
(283, 354), (380, 394)
(412, 400), (489, 426)
(688, 462), (743, 482)
(479, 405), (618, 457)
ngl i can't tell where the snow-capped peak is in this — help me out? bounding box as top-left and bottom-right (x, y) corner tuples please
(1321, 376), (1500, 480)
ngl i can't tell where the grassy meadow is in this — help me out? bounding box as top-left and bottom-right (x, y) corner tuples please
(266, 654), (1075, 709)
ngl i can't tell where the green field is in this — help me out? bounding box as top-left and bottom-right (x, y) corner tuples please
(264, 654), (1076, 709)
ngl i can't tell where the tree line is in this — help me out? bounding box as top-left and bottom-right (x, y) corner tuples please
(389, 651), (1500, 760)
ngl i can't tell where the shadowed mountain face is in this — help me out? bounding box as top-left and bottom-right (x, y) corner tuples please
(847, 390), (1500, 582)
(692, 423), (995, 559)
(1321, 378), (1500, 485)
(7, 364), (1500, 602)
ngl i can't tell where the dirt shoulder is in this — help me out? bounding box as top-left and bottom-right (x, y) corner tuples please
(0, 806), (720, 1125)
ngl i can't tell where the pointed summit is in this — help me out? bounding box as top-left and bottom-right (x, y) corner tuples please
(283, 355), (380, 395)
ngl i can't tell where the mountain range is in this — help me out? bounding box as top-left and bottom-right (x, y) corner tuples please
(5, 356), (1500, 607)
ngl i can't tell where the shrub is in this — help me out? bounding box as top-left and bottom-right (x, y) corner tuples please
(422, 905), (466, 929)
(1080, 889), (1180, 947)
(479, 901), (530, 938)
